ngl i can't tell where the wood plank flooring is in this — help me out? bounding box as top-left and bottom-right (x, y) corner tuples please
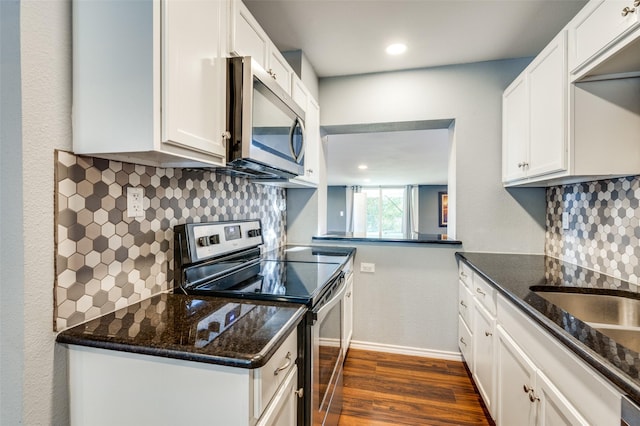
(338, 349), (494, 426)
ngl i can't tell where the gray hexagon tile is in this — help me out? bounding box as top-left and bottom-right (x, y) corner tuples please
(54, 150), (286, 331)
(546, 176), (640, 285)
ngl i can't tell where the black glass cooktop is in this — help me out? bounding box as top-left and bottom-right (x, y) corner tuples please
(262, 245), (353, 264)
(185, 260), (342, 306)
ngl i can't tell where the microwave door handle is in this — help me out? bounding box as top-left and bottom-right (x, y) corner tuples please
(289, 118), (305, 163)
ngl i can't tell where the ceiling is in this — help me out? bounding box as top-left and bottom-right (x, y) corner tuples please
(326, 129), (450, 186)
(244, 0), (588, 78)
(244, 0), (587, 187)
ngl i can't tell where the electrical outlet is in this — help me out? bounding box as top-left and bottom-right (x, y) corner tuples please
(360, 262), (375, 273)
(562, 212), (569, 230)
(127, 187), (144, 218)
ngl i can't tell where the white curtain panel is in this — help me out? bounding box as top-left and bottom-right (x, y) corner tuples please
(403, 185), (419, 235)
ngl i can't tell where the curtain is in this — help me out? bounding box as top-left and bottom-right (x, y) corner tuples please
(345, 186), (359, 233)
(403, 185), (419, 235)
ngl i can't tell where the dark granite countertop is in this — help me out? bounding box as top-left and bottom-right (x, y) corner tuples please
(56, 293), (306, 369)
(313, 232), (461, 245)
(456, 252), (640, 406)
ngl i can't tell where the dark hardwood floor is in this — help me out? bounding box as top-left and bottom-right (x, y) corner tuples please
(338, 349), (494, 426)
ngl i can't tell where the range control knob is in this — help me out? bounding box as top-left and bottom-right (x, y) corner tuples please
(248, 229), (262, 238)
(197, 234), (220, 247)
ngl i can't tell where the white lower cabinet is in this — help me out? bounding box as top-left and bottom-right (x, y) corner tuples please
(472, 300), (496, 418)
(496, 325), (537, 426)
(497, 325), (588, 426)
(66, 330), (299, 426)
(458, 260), (623, 425)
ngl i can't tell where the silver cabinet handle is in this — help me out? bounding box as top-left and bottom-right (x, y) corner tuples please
(622, 6), (636, 15)
(460, 271), (467, 278)
(523, 385), (539, 402)
(295, 388), (304, 398)
(274, 352), (292, 376)
(485, 331), (493, 337)
(476, 288), (486, 296)
(346, 291), (352, 298)
(518, 162), (524, 168)
(460, 300), (467, 308)
(459, 337), (467, 346)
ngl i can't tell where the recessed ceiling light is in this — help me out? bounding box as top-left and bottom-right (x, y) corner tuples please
(358, 164), (368, 170)
(386, 43), (407, 55)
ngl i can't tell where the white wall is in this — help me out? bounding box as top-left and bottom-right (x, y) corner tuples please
(319, 59), (546, 353)
(13, 0), (72, 424)
(320, 59), (546, 254)
(1, 0), (25, 423)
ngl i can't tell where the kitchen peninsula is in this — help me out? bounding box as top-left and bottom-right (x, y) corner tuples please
(313, 232), (461, 245)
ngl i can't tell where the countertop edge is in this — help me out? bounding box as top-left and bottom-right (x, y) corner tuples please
(313, 236), (461, 245)
(455, 251), (640, 405)
(56, 304), (307, 369)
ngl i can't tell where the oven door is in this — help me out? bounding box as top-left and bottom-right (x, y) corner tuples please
(312, 274), (346, 425)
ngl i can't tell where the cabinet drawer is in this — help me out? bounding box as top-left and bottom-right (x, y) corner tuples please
(253, 330), (297, 419)
(458, 315), (473, 369)
(458, 280), (473, 329)
(458, 262), (473, 287)
(473, 274), (496, 316)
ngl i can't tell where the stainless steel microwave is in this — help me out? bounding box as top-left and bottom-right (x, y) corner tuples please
(225, 56), (305, 180)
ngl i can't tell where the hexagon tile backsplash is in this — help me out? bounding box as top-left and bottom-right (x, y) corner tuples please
(54, 151), (286, 330)
(546, 175), (640, 285)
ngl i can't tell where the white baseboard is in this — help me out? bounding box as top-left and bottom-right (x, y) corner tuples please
(348, 340), (463, 362)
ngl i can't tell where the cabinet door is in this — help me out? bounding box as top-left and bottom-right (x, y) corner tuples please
(229, 1), (269, 67)
(163, 0), (226, 159)
(537, 371), (589, 426)
(502, 74), (529, 183)
(268, 48), (293, 95)
(496, 326), (537, 426)
(303, 97), (320, 185)
(257, 366), (298, 426)
(472, 302), (496, 417)
(527, 31), (567, 179)
(569, 0), (640, 73)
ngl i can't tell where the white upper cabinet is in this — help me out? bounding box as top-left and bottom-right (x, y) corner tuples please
(292, 96), (320, 186)
(163, 0), (227, 158)
(502, 31), (567, 185)
(502, 74), (529, 183)
(73, 0), (227, 168)
(569, 0), (640, 80)
(503, 7), (640, 187)
(228, 1), (293, 95)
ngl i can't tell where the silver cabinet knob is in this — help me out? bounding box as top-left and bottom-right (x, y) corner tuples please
(622, 6), (636, 16)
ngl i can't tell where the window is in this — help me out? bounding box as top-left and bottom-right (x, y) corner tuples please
(362, 187), (405, 238)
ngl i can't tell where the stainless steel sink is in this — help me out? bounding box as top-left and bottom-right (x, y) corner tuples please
(533, 290), (640, 352)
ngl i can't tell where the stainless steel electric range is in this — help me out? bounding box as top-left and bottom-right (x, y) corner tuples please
(174, 219), (354, 426)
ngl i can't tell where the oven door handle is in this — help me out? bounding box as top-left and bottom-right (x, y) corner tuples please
(312, 274), (346, 324)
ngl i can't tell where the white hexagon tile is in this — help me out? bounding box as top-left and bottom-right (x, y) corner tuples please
(546, 176), (640, 287)
(54, 151), (286, 330)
